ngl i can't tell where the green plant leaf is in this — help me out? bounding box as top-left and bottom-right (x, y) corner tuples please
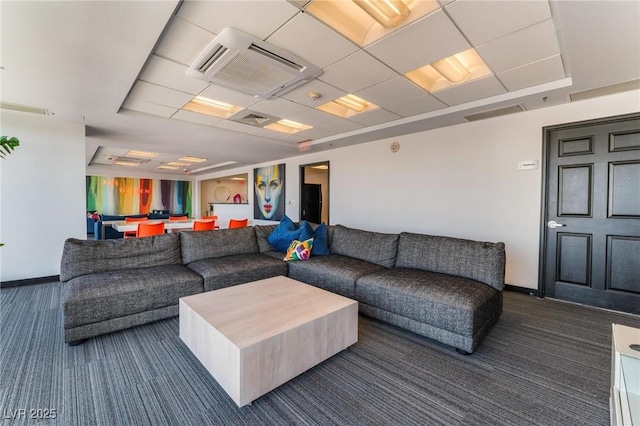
(0, 136), (20, 159)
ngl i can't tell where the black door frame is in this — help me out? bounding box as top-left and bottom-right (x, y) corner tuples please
(537, 112), (640, 298)
(299, 161), (330, 225)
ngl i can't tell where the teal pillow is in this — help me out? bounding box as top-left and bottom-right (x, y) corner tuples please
(311, 223), (330, 256)
(267, 216), (314, 252)
(267, 216), (296, 252)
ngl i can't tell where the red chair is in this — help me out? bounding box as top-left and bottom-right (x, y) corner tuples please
(169, 215), (188, 221)
(136, 222), (165, 238)
(124, 217), (147, 238)
(202, 215), (219, 229)
(228, 218), (248, 229)
(193, 220), (215, 231)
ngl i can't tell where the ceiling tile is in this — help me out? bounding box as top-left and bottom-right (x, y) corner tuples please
(385, 94), (447, 117)
(250, 98), (309, 119)
(347, 109), (402, 126)
(432, 76), (507, 106)
(288, 109), (346, 128)
(249, 127), (290, 139)
(121, 100), (177, 118)
(198, 84), (261, 108)
(497, 55), (567, 91)
(355, 77), (426, 108)
(128, 81), (193, 108)
(280, 80), (346, 107)
(139, 55), (210, 95)
(266, 13), (358, 69)
(315, 119), (364, 135)
(177, 0), (299, 40)
(365, 10), (470, 74)
(446, 0), (551, 46)
(319, 51), (398, 93)
(477, 19), (560, 74)
(154, 17), (215, 67)
(171, 110), (222, 126)
(280, 126), (338, 142)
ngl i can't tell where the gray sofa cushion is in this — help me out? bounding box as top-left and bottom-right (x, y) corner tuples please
(287, 254), (385, 298)
(61, 264), (204, 329)
(395, 233), (506, 291)
(60, 233), (182, 282)
(186, 253), (288, 292)
(356, 268), (501, 337)
(254, 225), (278, 254)
(180, 227), (259, 264)
(330, 225), (399, 268)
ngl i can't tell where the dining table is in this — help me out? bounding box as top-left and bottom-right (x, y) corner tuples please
(111, 219), (200, 234)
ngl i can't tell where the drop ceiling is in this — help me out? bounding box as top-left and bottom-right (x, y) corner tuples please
(1, 0), (639, 176)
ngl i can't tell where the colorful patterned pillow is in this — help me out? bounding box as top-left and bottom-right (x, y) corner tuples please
(283, 238), (314, 262)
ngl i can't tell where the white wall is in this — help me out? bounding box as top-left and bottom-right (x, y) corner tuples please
(197, 90), (640, 289)
(0, 111), (86, 281)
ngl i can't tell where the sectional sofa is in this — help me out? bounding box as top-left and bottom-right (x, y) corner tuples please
(60, 224), (505, 354)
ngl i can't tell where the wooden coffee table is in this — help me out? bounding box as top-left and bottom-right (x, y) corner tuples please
(179, 276), (358, 407)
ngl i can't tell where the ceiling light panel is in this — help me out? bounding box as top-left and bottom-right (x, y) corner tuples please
(113, 160), (140, 167)
(306, 0), (440, 46)
(125, 150), (158, 158)
(405, 49), (492, 93)
(316, 94), (379, 118)
(264, 119), (313, 134)
(182, 96), (243, 119)
(158, 165), (180, 170)
(180, 156), (207, 163)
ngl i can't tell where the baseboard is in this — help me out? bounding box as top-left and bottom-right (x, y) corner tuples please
(1, 275), (59, 288)
(504, 284), (539, 297)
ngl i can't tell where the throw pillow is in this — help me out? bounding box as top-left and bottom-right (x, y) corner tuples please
(267, 215), (296, 252)
(311, 223), (330, 256)
(284, 238), (314, 261)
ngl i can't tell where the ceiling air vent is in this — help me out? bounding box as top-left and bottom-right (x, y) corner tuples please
(186, 28), (322, 100)
(228, 110), (279, 127)
(464, 105), (524, 122)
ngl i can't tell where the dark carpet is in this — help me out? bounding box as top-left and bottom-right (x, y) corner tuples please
(1, 281), (639, 425)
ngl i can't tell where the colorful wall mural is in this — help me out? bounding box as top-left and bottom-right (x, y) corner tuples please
(86, 176), (192, 216)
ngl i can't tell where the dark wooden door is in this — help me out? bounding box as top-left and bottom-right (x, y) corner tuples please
(301, 183), (322, 224)
(541, 113), (640, 315)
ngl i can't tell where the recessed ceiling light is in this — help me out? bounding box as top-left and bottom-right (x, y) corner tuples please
(404, 49), (492, 93)
(157, 165), (180, 170)
(182, 96), (243, 119)
(316, 94), (378, 118)
(113, 160), (139, 167)
(180, 156), (207, 163)
(264, 119), (313, 134)
(125, 150), (157, 158)
(167, 161), (191, 167)
(306, 0), (438, 46)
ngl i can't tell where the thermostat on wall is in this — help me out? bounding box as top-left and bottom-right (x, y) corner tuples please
(518, 160), (538, 170)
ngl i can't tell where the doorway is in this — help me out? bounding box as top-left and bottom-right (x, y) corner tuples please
(539, 113), (640, 315)
(300, 161), (329, 225)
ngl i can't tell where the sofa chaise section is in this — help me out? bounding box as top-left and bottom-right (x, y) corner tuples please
(60, 233), (204, 344)
(180, 227), (288, 291)
(357, 232), (506, 353)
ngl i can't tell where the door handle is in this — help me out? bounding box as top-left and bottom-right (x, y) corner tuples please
(547, 220), (566, 229)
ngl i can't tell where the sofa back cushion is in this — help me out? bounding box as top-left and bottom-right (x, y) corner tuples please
(254, 225), (278, 253)
(330, 225), (399, 268)
(395, 232), (506, 291)
(60, 233), (182, 282)
(180, 226), (259, 264)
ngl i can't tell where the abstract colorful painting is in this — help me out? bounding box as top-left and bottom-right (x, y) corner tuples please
(86, 176), (192, 215)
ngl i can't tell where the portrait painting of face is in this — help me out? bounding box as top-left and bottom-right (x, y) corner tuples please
(254, 164), (285, 221)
